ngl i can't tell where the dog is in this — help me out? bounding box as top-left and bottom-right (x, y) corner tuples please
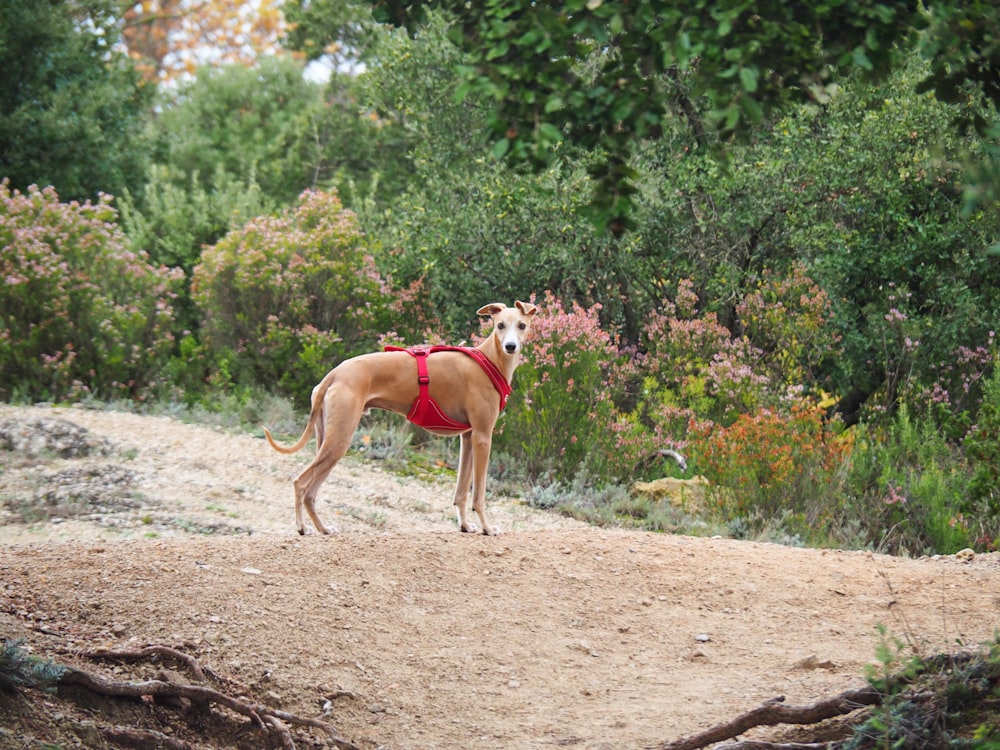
(264, 301), (537, 536)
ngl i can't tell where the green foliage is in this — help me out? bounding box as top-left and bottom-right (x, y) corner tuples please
(119, 165), (271, 334)
(148, 56), (323, 208)
(356, 13), (639, 338)
(366, 0), (923, 231)
(635, 56), (1000, 428)
(120, 165), (270, 275)
(964, 361), (1000, 519)
(0, 0), (152, 202)
(842, 407), (983, 555)
(846, 631), (1000, 750)
(191, 189), (390, 403)
(0, 182), (182, 402)
(282, 0), (380, 67)
(0, 639), (65, 694)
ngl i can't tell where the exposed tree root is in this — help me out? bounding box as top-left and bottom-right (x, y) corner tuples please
(54, 645), (362, 750)
(99, 724), (197, 749)
(652, 687), (883, 750)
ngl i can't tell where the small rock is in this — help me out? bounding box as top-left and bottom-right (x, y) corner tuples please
(241, 567), (262, 575)
(695, 633), (710, 642)
(570, 639), (599, 657)
(794, 654), (836, 670)
(954, 548), (976, 562)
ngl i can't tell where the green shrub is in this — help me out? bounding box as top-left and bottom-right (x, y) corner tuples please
(842, 406), (979, 555)
(191, 189), (390, 402)
(0, 639), (64, 693)
(0, 182), (181, 402)
(964, 360), (1000, 522)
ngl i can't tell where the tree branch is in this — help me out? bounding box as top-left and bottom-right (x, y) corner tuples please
(653, 687), (882, 750)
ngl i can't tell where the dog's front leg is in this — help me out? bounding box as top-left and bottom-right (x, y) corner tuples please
(469, 431), (498, 535)
(453, 432), (476, 532)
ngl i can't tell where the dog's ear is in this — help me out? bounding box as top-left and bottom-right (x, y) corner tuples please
(514, 300), (538, 317)
(477, 303), (507, 317)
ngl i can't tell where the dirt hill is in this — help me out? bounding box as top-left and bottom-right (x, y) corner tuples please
(1, 403), (998, 750)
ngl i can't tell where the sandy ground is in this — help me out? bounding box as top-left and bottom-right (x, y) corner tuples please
(1, 403), (998, 750)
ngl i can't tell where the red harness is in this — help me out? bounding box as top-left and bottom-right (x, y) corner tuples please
(384, 345), (513, 432)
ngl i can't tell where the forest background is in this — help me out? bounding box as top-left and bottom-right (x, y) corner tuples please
(2, 0), (1000, 556)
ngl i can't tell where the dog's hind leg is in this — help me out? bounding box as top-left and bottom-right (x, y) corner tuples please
(293, 390), (364, 535)
(452, 431), (476, 532)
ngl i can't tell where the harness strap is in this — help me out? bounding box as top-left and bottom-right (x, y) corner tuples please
(384, 344), (513, 417)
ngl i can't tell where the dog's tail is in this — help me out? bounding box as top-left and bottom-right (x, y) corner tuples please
(263, 412), (316, 455)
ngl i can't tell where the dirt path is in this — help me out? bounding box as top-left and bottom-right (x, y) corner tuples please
(1, 404), (998, 750)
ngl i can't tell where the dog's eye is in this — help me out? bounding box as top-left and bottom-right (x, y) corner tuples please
(497, 322), (505, 330)
(518, 322), (526, 330)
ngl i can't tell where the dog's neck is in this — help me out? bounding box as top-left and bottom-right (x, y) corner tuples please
(478, 332), (519, 384)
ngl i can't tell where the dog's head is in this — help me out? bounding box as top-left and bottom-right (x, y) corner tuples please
(478, 301), (537, 355)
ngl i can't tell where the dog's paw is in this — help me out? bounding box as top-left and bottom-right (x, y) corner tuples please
(482, 525), (502, 536)
(460, 523), (479, 534)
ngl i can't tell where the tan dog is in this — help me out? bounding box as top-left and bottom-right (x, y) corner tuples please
(264, 301), (537, 535)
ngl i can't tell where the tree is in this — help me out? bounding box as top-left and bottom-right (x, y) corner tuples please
(282, 0), (380, 71)
(147, 56), (324, 208)
(630, 56), (1000, 425)
(360, 0), (1000, 233)
(0, 0), (152, 202)
(362, 0), (928, 232)
(354, 14), (633, 338)
(121, 0), (285, 83)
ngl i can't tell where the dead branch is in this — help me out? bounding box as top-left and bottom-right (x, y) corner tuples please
(652, 687), (882, 750)
(59, 662), (361, 750)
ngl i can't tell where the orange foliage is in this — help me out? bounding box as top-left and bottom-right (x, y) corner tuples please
(691, 401), (851, 520)
(121, 0), (287, 82)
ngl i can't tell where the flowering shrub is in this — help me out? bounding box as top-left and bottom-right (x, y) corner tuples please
(492, 292), (629, 480)
(689, 400), (850, 526)
(637, 279), (771, 425)
(0, 182), (181, 401)
(192, 190), (392, 400)
(736, 262), (842, 387)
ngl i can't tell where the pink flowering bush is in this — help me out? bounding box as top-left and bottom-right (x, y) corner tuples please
(0, 181), (181, 401)
(193, 190), (394, 401)
(636, 279), (771, 426)
(736, 262), (842, 387)
(492, 292), (630, 479)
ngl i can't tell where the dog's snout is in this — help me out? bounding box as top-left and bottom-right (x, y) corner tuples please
(504, 341), (518, 354)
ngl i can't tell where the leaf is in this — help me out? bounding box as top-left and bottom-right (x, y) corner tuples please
(852, 46), (874, 72)
(491, 137), (511, 159)
(739, 66), (759, 93)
